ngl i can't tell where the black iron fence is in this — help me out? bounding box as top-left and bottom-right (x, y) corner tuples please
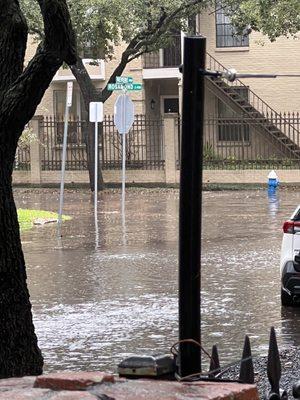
(38, 115), (164, 171)
(40, 118), (87, 171)
(176, 114), (300, 170)
(14, 113), (300, 172)
(14, 145), (30, 171)
(101, 115), (164, 170)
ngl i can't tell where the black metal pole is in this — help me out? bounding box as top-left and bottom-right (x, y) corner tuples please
(178, 36), (206, 378)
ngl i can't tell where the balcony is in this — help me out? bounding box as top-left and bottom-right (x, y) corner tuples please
(53, 59), (106, 82)
(143, 36), (182, 80)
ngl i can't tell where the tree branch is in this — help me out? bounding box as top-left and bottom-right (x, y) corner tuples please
(101, 0), (203, 102)
(1, 0), (76, 132)
(70, 57), (100, 110)
(0, 0), (28, 91)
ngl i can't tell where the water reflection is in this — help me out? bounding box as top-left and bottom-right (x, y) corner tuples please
(281, 306), (300, 347)
(268, 188), (280, 218)
(13, 188), (300, 372)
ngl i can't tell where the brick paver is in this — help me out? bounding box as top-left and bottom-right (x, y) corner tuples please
(0, 372), (259, 399)
(35, 371), (115, 391)
(0, 389), (50, 399)
(91, 379), (259, 400)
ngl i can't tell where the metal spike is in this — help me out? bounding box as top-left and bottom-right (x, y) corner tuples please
(265, 392), (280, 400)
(267, 327), (281, 395)
(239, 335), (254, 384)
(293, 381), (300, 399)
(279, 388), (288, 399)
(209, 345), (221, 377)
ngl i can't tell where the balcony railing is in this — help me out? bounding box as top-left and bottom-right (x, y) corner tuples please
(143, 36), (181, 69)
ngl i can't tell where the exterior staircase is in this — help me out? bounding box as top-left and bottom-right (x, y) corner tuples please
(205, 53), (300, 160)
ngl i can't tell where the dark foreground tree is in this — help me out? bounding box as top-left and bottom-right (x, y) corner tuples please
(0, 0), (75, 377)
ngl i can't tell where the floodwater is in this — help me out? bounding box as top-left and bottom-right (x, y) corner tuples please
(14, 188), (300, 373)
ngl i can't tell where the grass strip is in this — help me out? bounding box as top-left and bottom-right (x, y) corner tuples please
(17, 209), (71, 231)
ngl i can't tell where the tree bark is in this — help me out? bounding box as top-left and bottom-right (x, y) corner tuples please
(0, 142), (43, 377)
(0, 0), (76, 377)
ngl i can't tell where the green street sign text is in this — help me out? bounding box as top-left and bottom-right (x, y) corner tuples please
(116, 76), (133, 84)
(107, 83), (143, 91)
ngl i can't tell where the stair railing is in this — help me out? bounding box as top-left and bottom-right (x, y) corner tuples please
(206, 52), (300, 148)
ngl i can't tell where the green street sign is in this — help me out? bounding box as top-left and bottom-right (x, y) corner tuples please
(127, 83), (143, 91)
(107, 83), (124, 91)
(116, 76), (133, 84)
(107, 82), (143, 91)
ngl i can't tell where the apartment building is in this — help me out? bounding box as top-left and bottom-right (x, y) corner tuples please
(18, 6), (300, 185)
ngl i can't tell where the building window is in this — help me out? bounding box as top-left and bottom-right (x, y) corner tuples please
(218, 87), (250, 142)
(163, 98), (179, 114)
(163, 35), (181, 67)
(216, 4), (249, 48)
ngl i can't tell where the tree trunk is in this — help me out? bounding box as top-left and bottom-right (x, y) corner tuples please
(70, 59), (104, 191)
(70, 55), (132, 191)
(0, 0), (76, 377)
(0, 138), (43, 377)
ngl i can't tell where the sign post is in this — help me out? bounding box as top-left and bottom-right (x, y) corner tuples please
(178, 36), (205, 378)
(114, 93), (135, 232)
(89, 102), (104, 247)
(108, 76), (140, 241)
(58, 81), (73, 238)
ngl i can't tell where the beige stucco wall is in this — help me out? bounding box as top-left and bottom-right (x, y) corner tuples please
(198, 11), (300, 113)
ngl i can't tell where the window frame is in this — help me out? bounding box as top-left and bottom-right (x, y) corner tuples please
(215, 4), (249, 48)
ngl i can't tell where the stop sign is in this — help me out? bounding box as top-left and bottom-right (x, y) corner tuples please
(114, 94), (135, 134)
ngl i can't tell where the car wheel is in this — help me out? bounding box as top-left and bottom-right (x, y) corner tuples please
(281, 289), (293, 306)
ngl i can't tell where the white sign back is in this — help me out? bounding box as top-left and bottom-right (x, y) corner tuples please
(114, 94), (135, 134)
(67, 82), (73, 107)
(89, 102), (104, 122)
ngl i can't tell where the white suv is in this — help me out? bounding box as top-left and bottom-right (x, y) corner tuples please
(281, 205), (300, 306)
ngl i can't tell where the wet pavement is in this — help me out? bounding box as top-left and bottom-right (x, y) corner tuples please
(14, 188), (300, 373)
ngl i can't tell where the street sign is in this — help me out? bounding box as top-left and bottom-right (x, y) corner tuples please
(108, 83), (125, 91)
(116, 76), (133, 84)
(114, 94), (135, 135)
(67, 82), (73, 107)
(89, 102), (104, 122)
(107, 82), (143, 91)
(126, 83), (143, 91)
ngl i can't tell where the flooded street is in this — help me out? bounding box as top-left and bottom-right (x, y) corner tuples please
(15, 188), (300, 373)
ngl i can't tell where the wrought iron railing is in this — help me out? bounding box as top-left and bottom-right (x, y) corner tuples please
(176, 115), (300, 170)
(38, 115), (164, 171)
(143, 35), (181, 68)
(14, 145), (30, 170)
(206, 53), (300, 148)
(101, 115), (164, 170)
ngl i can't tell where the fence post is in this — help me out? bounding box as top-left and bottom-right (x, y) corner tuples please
(164, 115), (177, 184)
(29, 116), (42, 185)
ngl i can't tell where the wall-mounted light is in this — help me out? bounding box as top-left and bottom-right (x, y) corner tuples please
(150, 99), (156, 110)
